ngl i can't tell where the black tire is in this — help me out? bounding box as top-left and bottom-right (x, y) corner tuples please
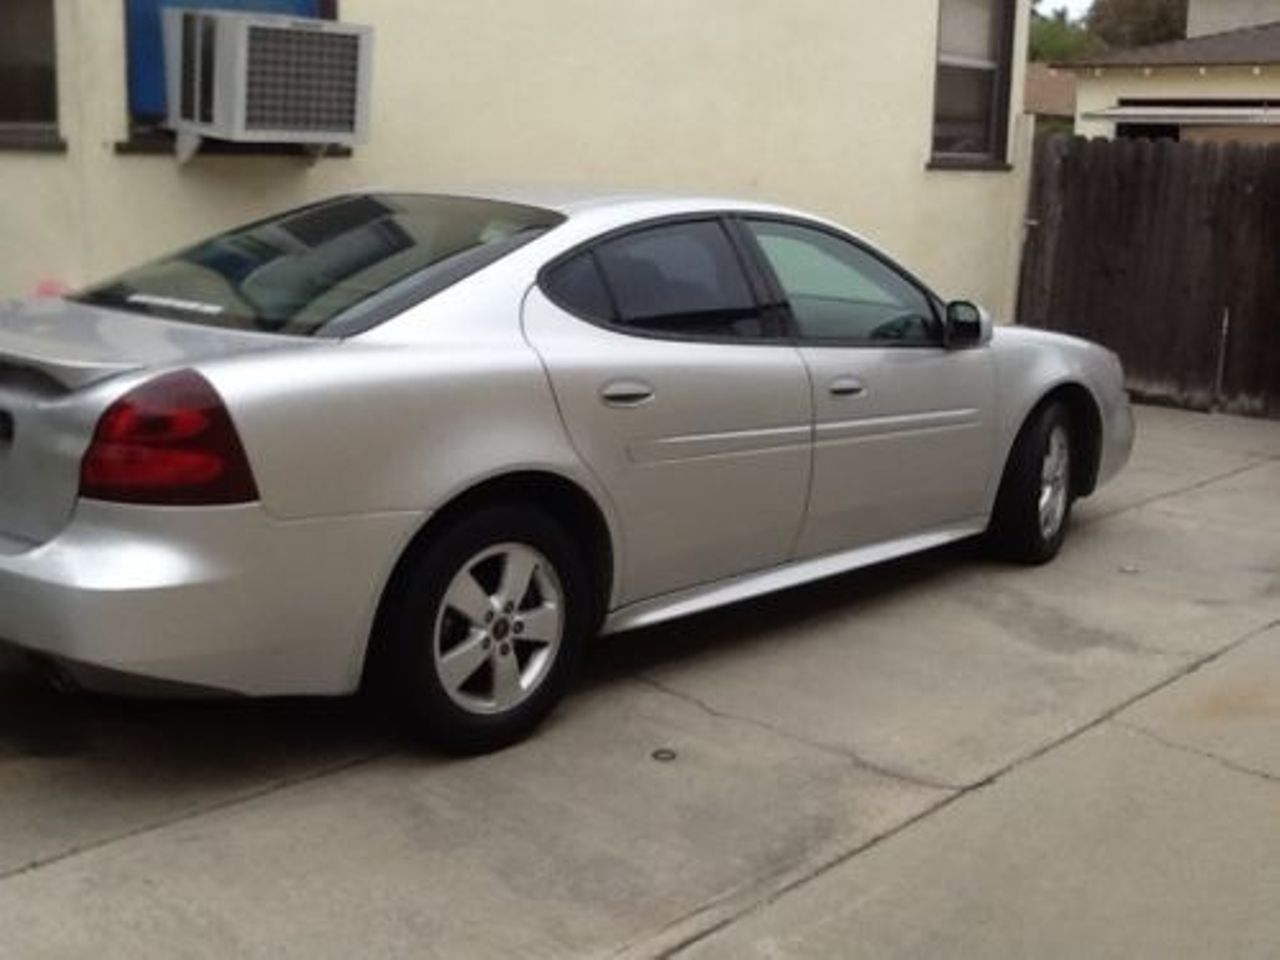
(369, 503), (593, 754)
(988, 401), (1075, 565)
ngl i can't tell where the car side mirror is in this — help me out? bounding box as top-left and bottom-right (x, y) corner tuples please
(945, 301), (992, 348)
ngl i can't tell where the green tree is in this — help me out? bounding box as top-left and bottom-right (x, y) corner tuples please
(1030, 4), (1108, 61)
(1085, 0), (1187, 49)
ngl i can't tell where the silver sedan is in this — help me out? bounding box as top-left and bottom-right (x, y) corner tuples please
(0, 191), (1133, 751)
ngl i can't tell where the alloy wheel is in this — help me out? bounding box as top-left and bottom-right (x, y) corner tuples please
(1038, 425), (1071, 540)
(432, 543), (565, 715)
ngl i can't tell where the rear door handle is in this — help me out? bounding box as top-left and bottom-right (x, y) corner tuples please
(828, 376), (867, 399)
(601, 379), (655, 407)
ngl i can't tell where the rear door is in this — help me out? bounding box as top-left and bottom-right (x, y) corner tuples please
(523, 217), (813, 606)
(740, 217), (995, 558)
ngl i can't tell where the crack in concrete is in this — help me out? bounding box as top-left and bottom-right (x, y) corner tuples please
(611, 788), (967, 960)
(648, 614), (1280, 958)
(0, 749), (390, 885)
(635, 673), (964, 793)
(1078, 455), (1279, 528)
(1114, 719), (1280, 787)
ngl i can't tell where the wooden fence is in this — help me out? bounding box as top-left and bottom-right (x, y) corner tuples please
(1018, 135), (1280, 418)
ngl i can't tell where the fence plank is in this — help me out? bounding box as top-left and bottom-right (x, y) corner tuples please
(1018, 135), (1280, 417)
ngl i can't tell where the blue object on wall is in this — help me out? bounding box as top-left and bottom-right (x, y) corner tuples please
(127, 0), (322, 120)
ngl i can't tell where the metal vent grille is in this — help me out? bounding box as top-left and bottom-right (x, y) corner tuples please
(179, 13), (198, 121)
(244, 26), (360, 133)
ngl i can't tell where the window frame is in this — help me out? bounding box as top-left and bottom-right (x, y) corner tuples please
(537, 213), (791, 347)
(928, 0), (1018, 171)
(0, 0), (64, 153)
(732, 214), (948, 350)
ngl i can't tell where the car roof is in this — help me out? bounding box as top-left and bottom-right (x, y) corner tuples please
(357, 184), (806, 220)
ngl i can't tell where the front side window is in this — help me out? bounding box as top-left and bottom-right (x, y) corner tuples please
(0, 0), (58, 137)
(932, 0), (1015, 163)
(72, 194), (562, 336)
(747, 220), (939, 346)
(545, 220), (768, 340)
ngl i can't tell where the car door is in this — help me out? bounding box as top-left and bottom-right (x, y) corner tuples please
(740, 217), (996, 558)
(523, 217), (813, 606)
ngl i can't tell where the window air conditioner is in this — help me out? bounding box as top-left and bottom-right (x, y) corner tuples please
(162, 7), (372, 159)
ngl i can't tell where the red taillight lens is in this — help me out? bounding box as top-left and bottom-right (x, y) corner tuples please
(80, 370), (259, 505)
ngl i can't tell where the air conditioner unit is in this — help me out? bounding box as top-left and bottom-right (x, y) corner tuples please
(162, 7), (372, 158)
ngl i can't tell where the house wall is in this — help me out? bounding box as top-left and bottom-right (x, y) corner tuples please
(0, 0), (1033, 317)
(1075, 66), (1280, 137)
(1188, 0), (1280, 37)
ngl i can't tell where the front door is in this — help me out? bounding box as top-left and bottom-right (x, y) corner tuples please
(523, 217), (814, 605)
(741, 217), (996, 558)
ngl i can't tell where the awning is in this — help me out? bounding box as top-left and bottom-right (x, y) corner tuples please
(1084, 106), (1280, 126)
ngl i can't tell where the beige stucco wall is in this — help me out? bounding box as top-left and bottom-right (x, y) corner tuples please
(1074, 65), (1280, 138)
(1188, 0), (1280, 37)
(0, 0), (1032, 317)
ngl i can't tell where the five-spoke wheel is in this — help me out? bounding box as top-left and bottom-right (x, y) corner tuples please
(370, 504), (591, 753)
(1038, 423), (1071, 542)
(435, 543), (564, 716)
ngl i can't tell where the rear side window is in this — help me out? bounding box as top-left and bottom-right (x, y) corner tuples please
(544, 220), (769, 340)
(541, 252), (613, 322)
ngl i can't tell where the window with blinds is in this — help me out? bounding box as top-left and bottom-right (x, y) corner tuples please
(932, 0), (1015, 164)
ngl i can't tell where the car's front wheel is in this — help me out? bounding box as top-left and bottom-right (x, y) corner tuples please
(373, 504), (592, 753)
(989, 401), (1075, 565)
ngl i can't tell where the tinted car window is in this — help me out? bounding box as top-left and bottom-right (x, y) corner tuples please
(72, 194), (563, 337)
(591, 221), (765, 338)
(747, 220), (939, 345)
(542, 252), (614, 322)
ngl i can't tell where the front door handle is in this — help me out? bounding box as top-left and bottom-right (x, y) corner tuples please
(601, 379), (655, 407)
(828, 375), (867, 399)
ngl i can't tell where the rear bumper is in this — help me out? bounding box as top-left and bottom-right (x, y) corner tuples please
(0, 501), (417, 696)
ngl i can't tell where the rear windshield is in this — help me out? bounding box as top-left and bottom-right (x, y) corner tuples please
(71, 194), (563, 337)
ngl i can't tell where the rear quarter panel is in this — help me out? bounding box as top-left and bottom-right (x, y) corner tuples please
(193, 292), (621, 594)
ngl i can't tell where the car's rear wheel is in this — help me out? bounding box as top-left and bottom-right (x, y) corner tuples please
(373, 504), (592, 753)
(989, 401), (1075, 565)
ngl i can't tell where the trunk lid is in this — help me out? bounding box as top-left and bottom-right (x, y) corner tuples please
(0, 298), (313, 545)
(0, 296), (311, 390)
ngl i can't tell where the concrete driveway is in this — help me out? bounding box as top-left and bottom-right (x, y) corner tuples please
(1, 405), (1278, 958)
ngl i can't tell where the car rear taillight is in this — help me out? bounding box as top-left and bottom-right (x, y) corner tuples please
(79, 370), (259, 505)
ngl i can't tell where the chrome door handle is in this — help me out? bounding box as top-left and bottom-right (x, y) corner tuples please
(828, 376), (867, 399)
(600, 380), (655, 407)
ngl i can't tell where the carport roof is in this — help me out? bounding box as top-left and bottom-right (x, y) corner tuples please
(1058, 20), (1280, 69)
(1083, 104), (1280, 125)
